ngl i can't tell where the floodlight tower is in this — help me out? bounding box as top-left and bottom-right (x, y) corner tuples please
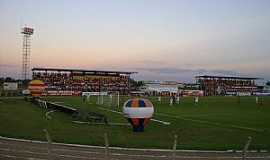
(21, 26), (34, 80)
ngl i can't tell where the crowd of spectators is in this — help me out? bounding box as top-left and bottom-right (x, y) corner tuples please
(32, 72), (130, 94)
(199, 79), (257, 96)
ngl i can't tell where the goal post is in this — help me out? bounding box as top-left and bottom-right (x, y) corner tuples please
(102, 91), (120, 109)
(82, 91), (108, 105)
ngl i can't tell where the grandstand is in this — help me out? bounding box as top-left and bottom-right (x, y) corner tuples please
(195, 75), (260, 96)
(32, 68), (136, 95)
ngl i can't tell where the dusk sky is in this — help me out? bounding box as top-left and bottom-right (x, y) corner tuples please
(0, 0), (270, 82)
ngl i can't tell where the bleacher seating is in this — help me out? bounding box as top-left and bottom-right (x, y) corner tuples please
(32, 68), (134, 95)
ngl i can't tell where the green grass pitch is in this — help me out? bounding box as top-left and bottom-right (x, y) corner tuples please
(0, 96), (270, 150)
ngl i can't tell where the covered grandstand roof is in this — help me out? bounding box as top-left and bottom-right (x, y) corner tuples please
(195, 75), (260, 80)
(32, 67), (137, 75)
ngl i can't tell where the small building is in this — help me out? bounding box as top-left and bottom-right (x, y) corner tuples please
(142, 81), (180, 96)
(179, 83), (204, 97)
(3, 82), (18, 91)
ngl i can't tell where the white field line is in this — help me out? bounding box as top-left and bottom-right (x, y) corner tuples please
(72, 120), (131, 126)
(150, 119), (170, 125)
(155, 113), (265, 133)
(4, 135), (267, 153)
(52, 101), (64, 104)
(97, 107), (170, 125)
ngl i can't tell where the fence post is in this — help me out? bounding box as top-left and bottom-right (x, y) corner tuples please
(172, 134), (178, 160)
(45, 111), (52, 120)
(259, 96), (263, 106)
(43, 129), (53, 160)
(117, 91), (120, 109)
(242, 136), (252, 160)
(44, 101), (47, 109)
(104, 133), (110, 160)
(101, 94), (104, 105)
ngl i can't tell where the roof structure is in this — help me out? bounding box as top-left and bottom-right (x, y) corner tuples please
(195, 75), (260, 80)
(32, 67), (137, 75)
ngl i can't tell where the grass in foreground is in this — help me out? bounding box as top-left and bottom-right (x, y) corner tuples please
(0, 96), (270, 150)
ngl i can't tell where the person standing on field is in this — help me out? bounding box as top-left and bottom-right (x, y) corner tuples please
(177, 96), (180, 104)
(194, 96), (199, 105)
(170, 96), (173, 106)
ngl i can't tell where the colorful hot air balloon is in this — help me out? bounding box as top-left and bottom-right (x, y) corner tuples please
(123, 98), (154, 132)
(28, 80), (45, 97)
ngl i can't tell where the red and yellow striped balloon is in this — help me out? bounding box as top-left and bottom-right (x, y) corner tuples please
(28, 80), (45, 97)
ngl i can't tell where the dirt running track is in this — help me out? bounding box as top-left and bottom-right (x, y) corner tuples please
(0, 137), (269, 160)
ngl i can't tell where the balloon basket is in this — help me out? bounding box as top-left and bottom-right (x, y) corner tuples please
(133, 126), (144, 132)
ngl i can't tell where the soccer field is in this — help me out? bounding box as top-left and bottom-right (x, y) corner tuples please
(0, 96), (270, 150)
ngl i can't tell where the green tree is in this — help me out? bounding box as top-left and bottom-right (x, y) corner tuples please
(130, 80), (145, 90)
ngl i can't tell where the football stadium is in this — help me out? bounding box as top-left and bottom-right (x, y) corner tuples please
(1, 1), (270, 159)
(1, 66), (270, 159)
(1, 40), (270, 160)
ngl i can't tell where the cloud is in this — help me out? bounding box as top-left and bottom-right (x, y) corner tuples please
(0, 64), (19, 68)
(0, 64), (20, 78)
(209, 69), (240, 76)
(130, 67), (242, 82)
(133, 67), (239, 76)
(133, 68), (192, 74)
